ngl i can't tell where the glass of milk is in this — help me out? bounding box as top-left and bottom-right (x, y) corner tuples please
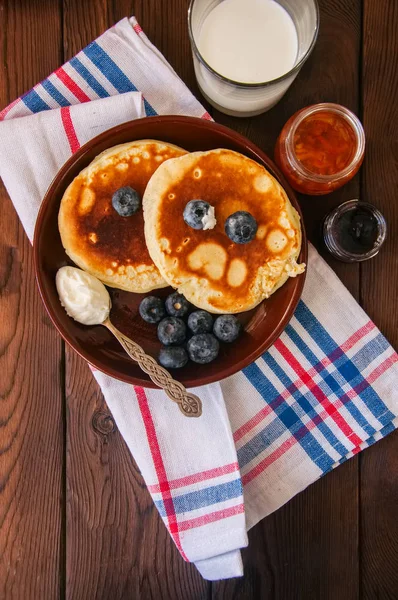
(188, 0), (319, 117)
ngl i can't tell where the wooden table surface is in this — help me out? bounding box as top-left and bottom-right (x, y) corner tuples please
(0, 0), (397, 598)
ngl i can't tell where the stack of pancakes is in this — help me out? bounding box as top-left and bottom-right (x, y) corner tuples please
(59, 140), (305, 313)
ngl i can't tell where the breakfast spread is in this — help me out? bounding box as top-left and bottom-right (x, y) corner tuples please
(56, 137), (305, 372)
(58, 140), (187, 293)
(143, 149), (305, 314)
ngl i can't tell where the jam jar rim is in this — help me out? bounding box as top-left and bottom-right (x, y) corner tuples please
(285, 103), (366, 183)
(323, 199), (387, 262)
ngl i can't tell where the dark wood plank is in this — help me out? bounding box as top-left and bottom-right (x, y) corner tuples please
(360, 0), (398, 346)
(213, 464), (359, 600)
(63, 0), (110, 60)
(0, 0), (64, 598)
(360, 0), (398, 598)
(63, 1), (209, 597)
(212, 0), (362, 597)
(360, 434), (398, 600)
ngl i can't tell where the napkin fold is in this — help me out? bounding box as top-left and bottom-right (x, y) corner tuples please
(1, 17), (397, 581)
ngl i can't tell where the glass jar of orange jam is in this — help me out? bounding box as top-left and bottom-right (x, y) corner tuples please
(274, 103), (365, 195)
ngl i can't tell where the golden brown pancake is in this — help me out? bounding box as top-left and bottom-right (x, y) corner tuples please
(144, 149), (305, 313)
(59, 140), (187, 292)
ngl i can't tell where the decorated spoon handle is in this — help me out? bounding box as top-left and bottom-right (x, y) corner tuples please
(104, 319), (202, 418)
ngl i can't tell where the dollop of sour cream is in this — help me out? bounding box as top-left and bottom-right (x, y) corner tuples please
(202, 205), (217, 230)
(56, 266), (110, 326)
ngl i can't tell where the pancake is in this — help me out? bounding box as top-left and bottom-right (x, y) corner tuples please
(143, 149), (305, 313)
(59, 140), (187, 292)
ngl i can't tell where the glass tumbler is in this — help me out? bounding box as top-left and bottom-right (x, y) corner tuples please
(188, 0), (320, 117)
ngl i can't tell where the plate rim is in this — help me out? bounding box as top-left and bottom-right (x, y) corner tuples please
(33, 115), (308, 388)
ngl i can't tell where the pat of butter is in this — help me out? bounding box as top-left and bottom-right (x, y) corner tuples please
(202, 205), (217, 230)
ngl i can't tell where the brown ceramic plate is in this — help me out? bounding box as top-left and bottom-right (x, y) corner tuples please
(34, 116), (307, 388)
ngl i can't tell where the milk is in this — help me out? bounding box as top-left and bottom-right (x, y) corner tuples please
(199, 0), (298, 84)
(193, 0), (300, 116)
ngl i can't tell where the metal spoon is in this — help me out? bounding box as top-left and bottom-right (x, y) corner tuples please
(56, 267), (202, 418)
(102, 317), (202, 418)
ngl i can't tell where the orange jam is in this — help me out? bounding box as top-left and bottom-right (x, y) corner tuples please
(275, 104), (365, 195)
(293, 111), (356, 176)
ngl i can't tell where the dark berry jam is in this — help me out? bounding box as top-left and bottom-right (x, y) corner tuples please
(335, 209), (379, 254)
(323, 200), (387, 262)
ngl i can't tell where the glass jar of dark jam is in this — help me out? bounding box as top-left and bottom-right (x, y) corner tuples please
(323, 200), (387, 262)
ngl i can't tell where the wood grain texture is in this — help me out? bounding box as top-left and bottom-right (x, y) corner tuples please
(226, 463), (360, 600)
(0, 1), (64, 599)
(63, 1), (209, 598)
(63, 0), (110, 61)
(360, 0), (398, 344)
(213, 463), (360, 600)
(360, 1), (398, 598)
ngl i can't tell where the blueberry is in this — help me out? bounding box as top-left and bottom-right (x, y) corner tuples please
(188, 310), (213, 334)
(165, 291), (191, 317)
(139, 296), (166, 324)
(183, 200), (211, 230)
(225, 211), (258, 244)
(187, 333), (219, 364)
(112, 186), (140, 216)
(158, 346), (188, 369)
(213, 315), (242, 343)
(157, 317), (186, 346)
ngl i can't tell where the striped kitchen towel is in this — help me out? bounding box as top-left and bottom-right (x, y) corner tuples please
(0, 17), (397, 581)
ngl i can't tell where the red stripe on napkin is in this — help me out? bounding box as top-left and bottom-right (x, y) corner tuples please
(135, 386), (188, 561)
(0, 98), (19, 121)
(178, 503), (245, 532)
(60, 107), (80, 154)
(55, 67), (91, 103)
(365, 352), (398, 384)
(148, 462), (240, 493)
(339, 320), (375, 352)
